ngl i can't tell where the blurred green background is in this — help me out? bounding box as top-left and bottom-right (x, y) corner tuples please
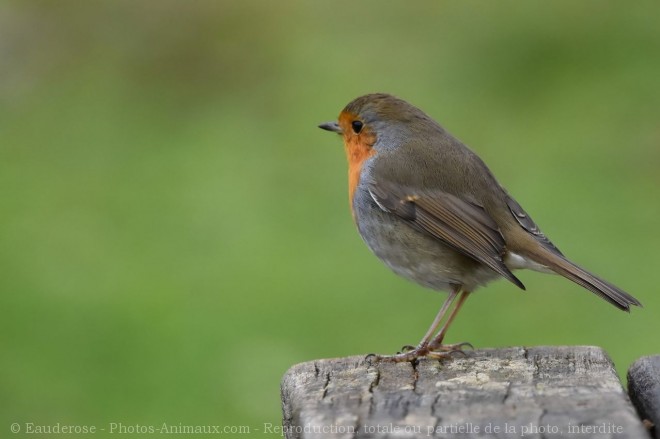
(1, 1), (659, 437)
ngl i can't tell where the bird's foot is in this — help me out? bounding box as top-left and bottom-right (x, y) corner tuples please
(366, 342), (471, 363)
(427, 341), (473, 356)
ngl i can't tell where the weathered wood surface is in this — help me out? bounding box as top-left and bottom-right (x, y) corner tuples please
(628, 355), (660, 439)
(281, 346), (648, 439)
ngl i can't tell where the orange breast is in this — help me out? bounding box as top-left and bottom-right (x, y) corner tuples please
(344, 132), (376, 219)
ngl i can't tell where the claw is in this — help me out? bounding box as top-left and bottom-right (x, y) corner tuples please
(461, 342), (474, 350)
(426, 350), (454, 360)
(447, 348), (469, 357)
(400, 345), (416, 352)
(364, 353), (378, 365)
(428, 341), (473, 353)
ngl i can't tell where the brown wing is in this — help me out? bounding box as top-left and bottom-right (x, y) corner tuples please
(368, 180), (525, 290)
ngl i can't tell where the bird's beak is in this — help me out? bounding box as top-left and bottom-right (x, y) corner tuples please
(318, 121), (342, 133)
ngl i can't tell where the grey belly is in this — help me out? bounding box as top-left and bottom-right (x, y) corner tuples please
(352, 189), (500, 293)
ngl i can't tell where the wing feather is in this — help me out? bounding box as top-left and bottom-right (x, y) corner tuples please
(369, 180), (525, 290)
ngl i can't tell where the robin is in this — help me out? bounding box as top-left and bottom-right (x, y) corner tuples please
(319, 93), (641, 362)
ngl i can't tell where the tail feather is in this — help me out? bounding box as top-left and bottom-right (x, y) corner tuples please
(530, 248), (641, 311)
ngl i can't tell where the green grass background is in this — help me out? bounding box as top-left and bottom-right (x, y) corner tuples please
(1, 1), (659, 437)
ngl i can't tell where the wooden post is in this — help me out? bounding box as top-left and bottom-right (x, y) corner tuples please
(281, 346), (649, 438)
(628, 355), (660, 439)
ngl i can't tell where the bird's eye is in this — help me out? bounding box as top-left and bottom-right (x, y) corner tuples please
(351, 120), (363, 134)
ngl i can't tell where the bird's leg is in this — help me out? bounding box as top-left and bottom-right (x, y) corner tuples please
(427, 290), (472, 355)
(370, 286), (461, 363)
(415, 286), (461, 349)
